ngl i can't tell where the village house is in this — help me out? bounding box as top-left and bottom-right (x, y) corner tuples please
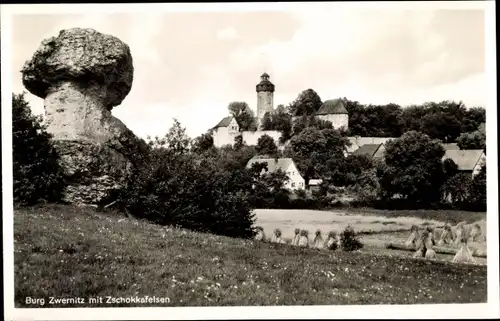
(212, 116), (240, 147)
(308, 179), (323, 192)
(346, 136), (395, 154)
(246, 156), (306, 191)
(442, 143), (460, 150)
(351, 143), (386, 161)
(442, 149), (486, 177)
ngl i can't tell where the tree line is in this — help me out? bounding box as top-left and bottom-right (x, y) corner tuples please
(13, 92), (487, 241)
(226, 88), (486, 148)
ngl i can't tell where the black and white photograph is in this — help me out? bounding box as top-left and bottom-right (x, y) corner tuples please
(1, 1), (498, 320)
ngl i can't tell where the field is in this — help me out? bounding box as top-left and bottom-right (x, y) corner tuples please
(255, 208), (487, 263)
(13, 204), (487, 307)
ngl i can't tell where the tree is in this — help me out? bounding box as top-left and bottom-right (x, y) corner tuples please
(219, 143), (257, 172)
(284, 127), (349, 184)
(377, 131), (446, 207)
(332, 154), (374, 187)
(192, 132), (214, 154)
(248, 163), (290, 208)
(234, 135), (244, 150)
(261, 108), (293, 144)
(256, 134), (278, 157)
(147, 118), (191, 157)
(468, 164), (486, 211)
(441, 173), (472, 205)
(228, 101), (257, 131)
(288, 89), (322, 117)
(13, 92), (65, 205)
(290, 115), (333, 138)
(456, 130), (486, 150)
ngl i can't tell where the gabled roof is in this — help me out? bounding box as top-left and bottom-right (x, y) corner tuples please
(246, 157), (297, 174)
(372, 144), (386, 159)
(352, 143), (382, 158)
(213, 116), (235, 128)
(442, 143), (460, 150)
(442, 149), (485, 171)
(308, 179), (323, 186)
(316, 99), (348, 115)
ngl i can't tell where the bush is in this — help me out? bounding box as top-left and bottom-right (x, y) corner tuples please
(12, 93), (65, 206)
(118, 121), (257, 239)
(340, 225), (363, 252)
(467, 165), (486, 211)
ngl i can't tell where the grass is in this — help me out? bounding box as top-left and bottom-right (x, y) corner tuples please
(14, 204), (487, 307)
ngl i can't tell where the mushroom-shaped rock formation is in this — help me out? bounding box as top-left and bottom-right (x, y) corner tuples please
(21, 28), (147, 205)
(22, 28), (134, 141)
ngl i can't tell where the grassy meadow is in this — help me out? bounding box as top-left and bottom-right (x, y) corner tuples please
(13, 204), (487, 307)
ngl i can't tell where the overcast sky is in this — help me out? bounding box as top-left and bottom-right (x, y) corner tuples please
(10, 3), (487, 139)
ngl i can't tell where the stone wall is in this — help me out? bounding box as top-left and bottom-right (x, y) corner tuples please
(242, 130), (283, 147)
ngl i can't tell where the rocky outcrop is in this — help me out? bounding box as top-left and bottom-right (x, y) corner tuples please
(21, 28), (148, 205)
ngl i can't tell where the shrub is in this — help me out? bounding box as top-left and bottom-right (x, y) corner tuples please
(467, 165), (486, 211)
(12, 93), (65, 206)
(340, 225), (363, 252)
(118, 120), (256, 239)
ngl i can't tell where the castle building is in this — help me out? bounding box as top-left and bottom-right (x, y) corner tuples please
(211, 73), (349, 148)
(315, 99), (349, 130)
(256, 73), (275, 130)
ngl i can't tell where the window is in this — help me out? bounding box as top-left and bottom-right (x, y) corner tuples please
(299, 182), (303, 187)
(292, 182), (296, 188)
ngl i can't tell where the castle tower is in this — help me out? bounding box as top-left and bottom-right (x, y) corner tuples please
(256, 73), (275, 129)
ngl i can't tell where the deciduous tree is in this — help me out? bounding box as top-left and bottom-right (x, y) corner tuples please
(256, 134), (279, 157)
(228, 101), (257, 131)
(377, 130), (446, 206)
(13, 93), (65, 205)
(289, 89), (322, 117)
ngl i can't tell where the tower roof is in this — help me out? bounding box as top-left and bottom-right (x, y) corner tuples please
(316, 98), (348, 115)
(256, 73), (275, 93)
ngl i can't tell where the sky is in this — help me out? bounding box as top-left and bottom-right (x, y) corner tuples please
(9, 3), (487, 140)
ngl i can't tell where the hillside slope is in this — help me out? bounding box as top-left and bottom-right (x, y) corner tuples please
(14, 204), (487, 307)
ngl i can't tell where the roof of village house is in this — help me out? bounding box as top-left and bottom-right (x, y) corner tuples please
(316, 98), (348, 115)
(308, 179), (323, 186)
(442, 149), (485, 171)
(442, 143), (460, 150)
(213, 116), (236, 128)
(352, 143), (382, 158)
(246, 157), (298, 174)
